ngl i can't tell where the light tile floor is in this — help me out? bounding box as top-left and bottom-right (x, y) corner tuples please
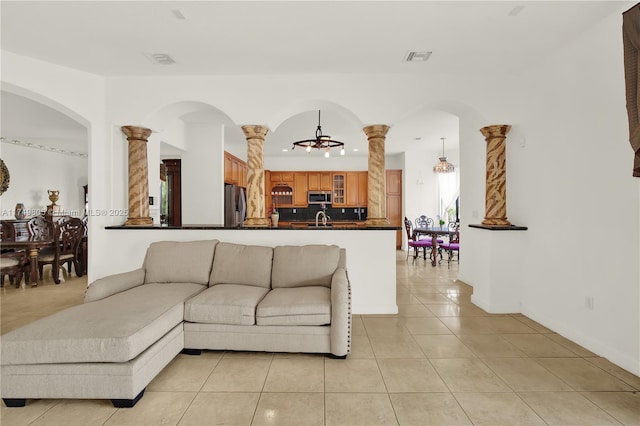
(1, 253), (639, 425)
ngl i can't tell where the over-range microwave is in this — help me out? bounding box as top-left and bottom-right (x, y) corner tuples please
(308, 191), (332, 205)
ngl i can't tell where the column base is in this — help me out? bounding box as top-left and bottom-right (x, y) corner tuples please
(481, 218), (512, 227)
(365, 218), (390, 227)
(124, 217), (153, 226)
(243, 217), (271, 227)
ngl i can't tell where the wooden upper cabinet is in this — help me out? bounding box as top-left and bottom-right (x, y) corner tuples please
(293, 172), (308, 206)
(224, 151), (247, 187)
(224, 154), (233, 183)
(231, 159), (240, 185)
(345, 171), (368, 206)
(332, 173), (346, 206)
(270, 171), (294, 186)
(309, 172), (332, 191)
(345, 172), (359, 206)
(357, 172), (368, 206)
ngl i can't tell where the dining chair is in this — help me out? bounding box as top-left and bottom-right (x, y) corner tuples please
(438, 222), (460, 268)
(36, 217), (84, 284)
(0, 251), (29, 287)
(404, 217), (432, 262)
(414, 215), (434, 230)
(27, 215), (54, 240)
(414, 215), (444, 247)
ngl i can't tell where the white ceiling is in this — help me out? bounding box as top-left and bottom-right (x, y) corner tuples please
(0, 0), (629, 158)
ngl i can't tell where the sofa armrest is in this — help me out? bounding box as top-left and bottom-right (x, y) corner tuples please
(330, 267), (352, 357)
(84, 268), (146, 303)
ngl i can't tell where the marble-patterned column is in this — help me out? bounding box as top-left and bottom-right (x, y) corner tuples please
(480, 124), (512, 227)
(363, 125), (390, 226)
(122, 126), (153, 226)
(241, 125), (271, 227)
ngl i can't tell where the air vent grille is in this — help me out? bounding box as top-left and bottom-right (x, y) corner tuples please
(144, 53), (176, 65)
(405, 51), (432, 62)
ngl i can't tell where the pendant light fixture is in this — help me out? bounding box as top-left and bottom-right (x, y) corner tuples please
(292, 110), (345, 157)
(433, 137), (455, 173)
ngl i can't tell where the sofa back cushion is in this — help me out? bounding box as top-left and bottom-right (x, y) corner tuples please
(272, 244), (340, 288)
(144, 240), (218, 285)
(209, 242), (273, 288)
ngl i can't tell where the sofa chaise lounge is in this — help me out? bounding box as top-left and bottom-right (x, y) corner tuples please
(1, 240), (351, 408)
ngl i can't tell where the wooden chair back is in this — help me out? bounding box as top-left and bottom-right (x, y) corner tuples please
(55, 218), (85, 260)
(27, 215), (53, 240)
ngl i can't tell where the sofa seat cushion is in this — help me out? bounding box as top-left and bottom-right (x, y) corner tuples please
(209, 243), (273, 288)
(184, 284), (269, 325)
(256, 286), (331, 326)
(144, 240), (218, 285)
(271, 245), (340, 288)
(1, 283), (205, 365)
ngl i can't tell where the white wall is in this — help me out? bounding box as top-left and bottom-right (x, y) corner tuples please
(3, 2), (638, 374)
(0, 143), (88, 218)
(517, 10), (639, 374)
(181, 123), (225, 224)
(459, 7), (639, 375)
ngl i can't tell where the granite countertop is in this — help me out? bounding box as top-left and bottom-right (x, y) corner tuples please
(105, 223), (400, 231)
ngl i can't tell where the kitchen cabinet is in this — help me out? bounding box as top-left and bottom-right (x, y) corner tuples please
(308, 172), (332, 191)
(358, 172), (368, 206)
(345, 171), (368, 207)
(332, 174), (346, 206)
(346, 172), (359, 206)
(224, 151), (247, 187)
(270, 172), (294, 186)
(293, 172), (308, 206)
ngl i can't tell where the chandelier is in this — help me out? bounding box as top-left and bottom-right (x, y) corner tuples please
(292, 110), (345, 158)
(433, 137), (455, 173)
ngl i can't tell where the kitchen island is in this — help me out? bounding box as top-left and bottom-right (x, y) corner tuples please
(104, 224), (400, 314)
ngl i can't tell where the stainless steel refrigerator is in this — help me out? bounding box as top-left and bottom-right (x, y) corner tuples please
(224, 184), (246, 227)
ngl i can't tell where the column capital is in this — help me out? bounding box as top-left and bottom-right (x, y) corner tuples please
(121, 126), (152, 141)
(363, 125), (390, 140)
(480, 124), (511, 140)
(241, 125), (269, 140)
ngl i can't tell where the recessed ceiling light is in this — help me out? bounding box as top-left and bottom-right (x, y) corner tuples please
(404, 51), (432, 62)
(144, 53), (176, 65)
(353, 148), (359, 152)
(281, 148), (288, 152)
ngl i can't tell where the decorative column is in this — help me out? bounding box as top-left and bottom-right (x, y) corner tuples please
(363, 125), (390, 227)
(121, 126), (153, 226)
(480, 124), (512, 227)
(241, 125), (271, 227)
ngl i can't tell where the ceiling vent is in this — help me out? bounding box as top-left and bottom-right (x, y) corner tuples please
(171, 9), (186, 20)
(144, 53), (176, 65)
(404, 51), (432, 62)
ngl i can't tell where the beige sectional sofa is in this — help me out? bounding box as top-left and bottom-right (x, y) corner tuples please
(1, 240), (351, 408)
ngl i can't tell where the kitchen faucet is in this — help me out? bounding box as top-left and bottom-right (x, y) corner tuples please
(315, 210), (329, 226)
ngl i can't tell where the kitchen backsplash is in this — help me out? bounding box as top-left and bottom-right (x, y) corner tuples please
(277, 206), (367, 222)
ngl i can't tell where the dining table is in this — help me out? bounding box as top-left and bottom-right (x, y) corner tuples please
(1, 235), (55, 287)
(412, 226), (456, 267)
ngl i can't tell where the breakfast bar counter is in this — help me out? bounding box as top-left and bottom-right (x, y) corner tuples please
(106, 223), (399, 230)
(103, 224), (400, 314)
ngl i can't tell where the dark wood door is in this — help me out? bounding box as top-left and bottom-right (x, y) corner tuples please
(386, 169), (403, 249)
(163, 159), (181, 226)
